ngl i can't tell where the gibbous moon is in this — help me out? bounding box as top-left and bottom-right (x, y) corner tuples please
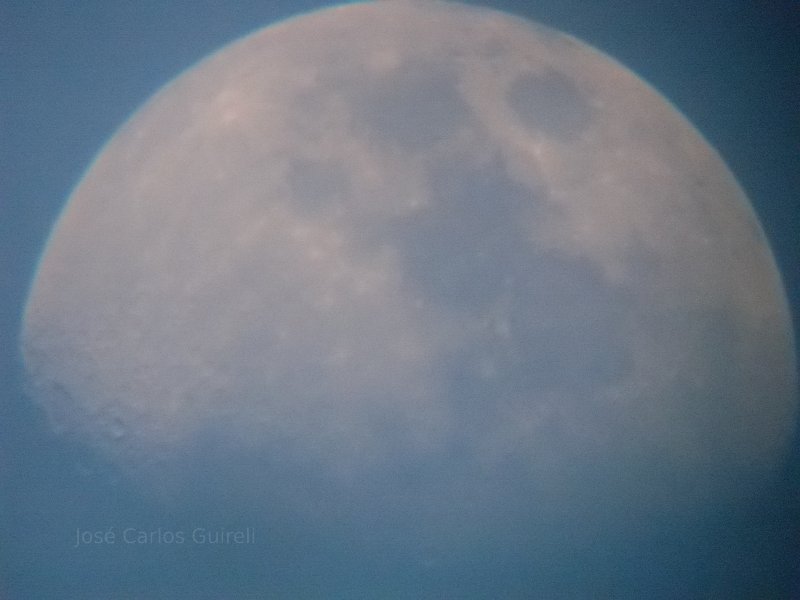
(21, 0), (796, 593)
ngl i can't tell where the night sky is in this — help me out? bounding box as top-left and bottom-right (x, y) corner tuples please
(2, 1), (798, 598)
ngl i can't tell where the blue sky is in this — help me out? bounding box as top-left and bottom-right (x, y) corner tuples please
(2, 1), (798, 598)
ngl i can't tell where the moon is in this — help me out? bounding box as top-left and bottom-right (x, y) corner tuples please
(20, 0), (796, 593)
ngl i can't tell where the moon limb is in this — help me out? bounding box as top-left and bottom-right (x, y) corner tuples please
(20, 0), (797, 581)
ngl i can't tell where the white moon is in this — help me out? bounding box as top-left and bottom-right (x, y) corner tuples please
(21, 0), (796, 589)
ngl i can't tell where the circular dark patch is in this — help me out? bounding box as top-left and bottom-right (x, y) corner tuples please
(507, 69), (592, 140)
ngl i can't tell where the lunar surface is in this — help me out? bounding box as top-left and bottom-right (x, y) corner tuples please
(20, 0), (796, 594)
